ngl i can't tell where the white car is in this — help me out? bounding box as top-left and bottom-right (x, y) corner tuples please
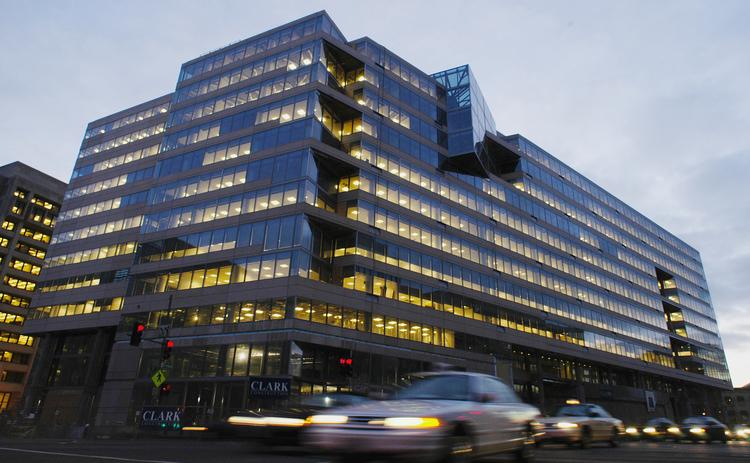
(305, 371), (541, 462)
(537, 403), (623, 448)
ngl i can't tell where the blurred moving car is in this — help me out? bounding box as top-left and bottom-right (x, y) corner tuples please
(679, 416), (729, 443)
(305, 372), (541, 462)
(537, 403), (623, 448)
(731, 424), (749, 441)
(222, 393), (370, 445)
(638, 417), (683, 441)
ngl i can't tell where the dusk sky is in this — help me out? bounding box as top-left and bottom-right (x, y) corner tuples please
(1, 0), (748, 386)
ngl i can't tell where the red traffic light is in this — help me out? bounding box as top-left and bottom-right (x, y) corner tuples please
(130, 322), (145, 346)
(159, 383), (172, 395)
(166, 340), (175, 348)
(339, 357), (353, 366)
(136, 323), (145, 333)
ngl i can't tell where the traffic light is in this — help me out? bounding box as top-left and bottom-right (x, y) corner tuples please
(162, 340), (174, 360)
(130, 322), (145, 346)
(339, 357), (353, 377)
(159, 383), (172, 396)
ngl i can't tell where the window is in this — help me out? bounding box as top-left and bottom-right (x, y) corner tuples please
(0, 392), (11, 411)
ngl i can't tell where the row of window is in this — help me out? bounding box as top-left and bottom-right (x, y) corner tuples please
(350, 142), (658, 294)
(27, 204), (57, 228)
(51, 215), (143, 245)
(351, 193), (662, 319)
(4, 275), (36, 292)
(38, 270), (117, 293)
(58, 190), (148, 222)
(138, 215), (307, 263)
(517, 139), (702, 267)
(139, 341), (285, 380)
(137, 299), (287, 329)
(0, 291), (30, 309)
(356, 65), (441, 122)
(129, 250), (298, 296)
(352, 38), (437, 98)
(78, 122), (165, 159)
(0, 370), (25, 384)
(351, 168), (665, 313)
(170, 62), (323, 128)
(339, 266), (673, 368)
(177, 15), (336, 82)
(8, 257), (41, 276)
(520, 178), (707, 289)
(157, 135), (249, 178)
(46, 241), (136, 268)
(29, 297), (123, 320)
(149, 149), (314, 205)
(14, 242), (45, 260)
(0, 311), (24, 326)
(1, 350), (30, 365)
(64, 166), (154, 200)
(357, 89), (440, 145)
(176, 40), (319, 103)
(30, 196), (60, 213)
(141, 179), (315, 234)
(85, 101), (169, 139)
(0, 331), (34, 347)
(161, 92), (313, 152)
(360, 115), (441, 168)
(18, 226), (51, 244)
(72, 144), (159, 180)
(335, 234), (668, 348)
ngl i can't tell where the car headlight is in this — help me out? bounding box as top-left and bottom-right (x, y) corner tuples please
(382, 417), (441, 429)
(227, 416), (267, 426)
(556, 421), (579, 429)
(306, 414), (349, 425)
(690, 427), (706, 434)
(737, 429), (748, 438)
(643, 427), (656, 434)
(626, 427), (639, 434)
(725, 430), (732, 437)
(227, 416), (306, 427)
(667, 427), (681, 434)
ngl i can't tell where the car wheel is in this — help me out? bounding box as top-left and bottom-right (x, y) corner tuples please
(579, 427), (592, 449)
(443, 429), (474, 463)
(514, 426), (536, 463)
(609, 427), (619, 447)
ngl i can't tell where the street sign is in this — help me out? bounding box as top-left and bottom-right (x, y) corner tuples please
(151, 369), (167, 388)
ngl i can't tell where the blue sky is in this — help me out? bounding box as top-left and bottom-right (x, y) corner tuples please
(1, 0), (748, 387)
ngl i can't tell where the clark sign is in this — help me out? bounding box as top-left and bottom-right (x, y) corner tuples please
(140, 406), (183, 428)
(248, 377), (291, 398)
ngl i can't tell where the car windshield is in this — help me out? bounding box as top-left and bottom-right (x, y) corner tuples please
(397, 374), (471, 401)
(554, 405), (589, 417)
(647, 418), (672, 426)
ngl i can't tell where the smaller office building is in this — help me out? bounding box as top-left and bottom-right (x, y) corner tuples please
(0, 162), (65, 413)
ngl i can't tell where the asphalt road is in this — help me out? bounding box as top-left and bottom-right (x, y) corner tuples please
(0, 438), (748, 463)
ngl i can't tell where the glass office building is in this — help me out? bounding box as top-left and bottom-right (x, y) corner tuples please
(22, 11), (731, 435)
(0, 162), (65, 413)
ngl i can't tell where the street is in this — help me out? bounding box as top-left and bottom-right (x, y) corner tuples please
(0, 438), (748, 463)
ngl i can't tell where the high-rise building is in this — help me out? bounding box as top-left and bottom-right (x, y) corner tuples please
(22, 11), (731, 435)
(0, 162), (65, 413)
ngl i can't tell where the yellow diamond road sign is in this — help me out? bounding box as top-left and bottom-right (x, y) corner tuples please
(151, 369), (167, 388)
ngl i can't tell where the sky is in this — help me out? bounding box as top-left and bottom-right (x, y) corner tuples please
(1, 0), (748, 387)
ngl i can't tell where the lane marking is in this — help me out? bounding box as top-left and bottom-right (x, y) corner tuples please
(0, 446), (181, 463)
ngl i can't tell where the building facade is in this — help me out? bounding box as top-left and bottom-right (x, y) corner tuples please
(0, 162), (65, 413)
(22, 11), (731, 435)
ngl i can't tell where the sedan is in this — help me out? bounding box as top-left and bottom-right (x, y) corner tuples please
(639, 417), (683, 441)
(221, 393), (370, 445)
(537, 403), (623, 448)
(680, 416), (729, 443)
(305, 372), (541, 462)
